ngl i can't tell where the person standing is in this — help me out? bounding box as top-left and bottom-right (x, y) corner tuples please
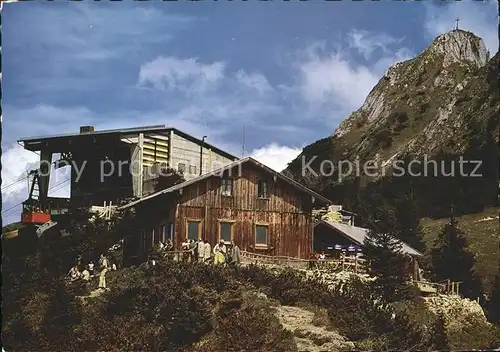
(81, 265), (91, 291)
(189, 239), (196, 263)
(213, 240), (227, 265)
(203, 240), (212, 264)
(88, 261), (95, 278)
(98, 253), (109, 290)
(193, 239), (199, 262)
(230, 241), (241, 266)
(181, 239), (189, 261)
(198, 239), (205, 263)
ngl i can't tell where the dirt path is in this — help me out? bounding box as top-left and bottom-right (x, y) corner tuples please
(275, 305), (355, 352)
(76, 287), (109, 301)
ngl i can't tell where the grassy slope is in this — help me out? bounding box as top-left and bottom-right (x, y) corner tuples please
(420, 207), (500, 293)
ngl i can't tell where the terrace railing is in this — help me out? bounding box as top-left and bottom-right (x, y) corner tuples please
(240, 250), (367, 273)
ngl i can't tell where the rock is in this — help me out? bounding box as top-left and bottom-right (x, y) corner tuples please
(429, 30), (488, 69)
(423, 294), (488, 331)
(256, 291), (268, 300)
(276, 305), (355, 352)
(329, 30), (491, 153)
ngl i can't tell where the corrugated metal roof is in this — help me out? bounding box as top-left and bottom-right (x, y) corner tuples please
(118, 157), (333, 210)
(17, 125), (239, 160)
(318, 220), (423, 257)
(18, 125), (167, 141)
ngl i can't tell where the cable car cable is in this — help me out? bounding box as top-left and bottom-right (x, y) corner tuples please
(2, 161), (63, 191)
(1, 178), (70, 215)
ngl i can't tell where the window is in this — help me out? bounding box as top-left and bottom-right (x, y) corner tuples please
(257, 180), (268, 198)
(189, 165), (197, 174)
(168, 222), (174, 241)
(187, 220), (201, 240)
(219, 222), (233, 243)
(255, 224), (268, 247)
(178, 163), (186, 173)
(221, 178), (233, 196)
(143, 229), (153, 251)
(160, 224), (166, 243)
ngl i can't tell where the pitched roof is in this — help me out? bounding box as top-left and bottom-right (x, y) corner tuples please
(118, 157), (332, 210)
(316, 220), (423, 257)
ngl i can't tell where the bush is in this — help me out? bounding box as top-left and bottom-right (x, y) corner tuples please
(89, 265), (215, 350)
(8, 254), (493, 351)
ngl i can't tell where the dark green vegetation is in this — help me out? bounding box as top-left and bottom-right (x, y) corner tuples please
(429, 216), (484, 300)
(362, 205), (418, 303)
(4, 255), (500, 351)
(488, 261), (500, 324)
(421, 208), (499, 293)
(4, 211), (500, 351)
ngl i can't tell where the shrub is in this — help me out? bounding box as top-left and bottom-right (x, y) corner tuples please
(9, 255), (492, 351)
(97, 267), (215, 350)
(326, 278), (388, 341)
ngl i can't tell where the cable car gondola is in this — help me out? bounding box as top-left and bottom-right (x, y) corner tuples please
(21, 170), (51, 225)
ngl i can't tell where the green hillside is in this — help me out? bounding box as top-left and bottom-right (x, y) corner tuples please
(421, 208), (500, 293)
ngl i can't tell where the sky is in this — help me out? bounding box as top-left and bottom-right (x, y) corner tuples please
(1, 0), (498, 225)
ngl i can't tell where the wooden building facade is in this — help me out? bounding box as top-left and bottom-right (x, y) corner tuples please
(120, 158), (332, 264)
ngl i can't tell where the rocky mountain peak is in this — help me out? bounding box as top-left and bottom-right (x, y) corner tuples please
(427, 29), (489, 69)
(286, 30), (498, 190)
(331, 30), (491, 143)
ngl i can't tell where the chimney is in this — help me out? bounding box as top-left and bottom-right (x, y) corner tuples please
(80, 126), (95, 134)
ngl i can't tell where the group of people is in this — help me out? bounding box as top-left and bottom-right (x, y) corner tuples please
(67, 253), (116, 291)
(157, 239), (174, 253)
(179, 238), (241, 265)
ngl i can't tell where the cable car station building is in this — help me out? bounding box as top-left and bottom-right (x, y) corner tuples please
(17, 125), (238, 224)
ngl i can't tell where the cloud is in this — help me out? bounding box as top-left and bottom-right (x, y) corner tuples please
(136, 55), (282, 129)
(1, 143), (39, 202)
(137, 55), (275, 100)
(235, 70), (273, 95)
(347, 29), (403, 60)
(2, 104), (96, 146)
(138, 57), (226, 96)
(1, 146), (71, 226)
(1, 145), (72, 202)
(250, 143), (303, 172)
(424, 0), (499, 54)
(292, 34), (414, 112)
(297, 50), (379, 109)
(2, 3), (198, 106)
